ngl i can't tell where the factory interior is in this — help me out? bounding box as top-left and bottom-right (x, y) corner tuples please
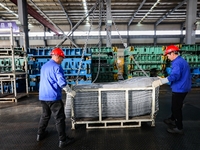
(0, 0), (200, 149)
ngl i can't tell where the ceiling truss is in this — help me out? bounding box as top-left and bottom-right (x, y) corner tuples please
(0, 0), (200, 35)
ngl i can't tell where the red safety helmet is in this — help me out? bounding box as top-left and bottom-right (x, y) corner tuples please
(164, 45), (180, 56)
(50, 47), (65, 58)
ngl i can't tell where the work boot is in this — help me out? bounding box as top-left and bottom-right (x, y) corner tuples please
(163, 118), (176, 127)
(59, 136), (74, 148)
(36, 130), (48, 141)
(167, 128), (184, 135)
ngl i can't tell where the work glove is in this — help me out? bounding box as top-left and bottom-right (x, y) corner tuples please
(67, 91), (76, 98)
(159, 77), (169, 84)
(152, 77), (169, 87)
(152, 79), (162, 87)
(63, 85), (76, 98)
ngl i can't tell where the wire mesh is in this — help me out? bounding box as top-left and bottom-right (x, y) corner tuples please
(101, 91), (126, 117)
(65, 77), (160, 120)
(129, 90), (152, 117)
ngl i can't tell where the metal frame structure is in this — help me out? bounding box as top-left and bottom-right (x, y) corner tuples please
(0, 28), (29, 102)
(68, 85), (159, 129)
(0, 0), (194, 26)
(0, 0), (199, 46)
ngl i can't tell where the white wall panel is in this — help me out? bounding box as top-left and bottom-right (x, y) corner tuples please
(129, 24), (154, 30)
(157, 38), (180, 44)
(156, 24), (181, 30)
(129, 38), (154, 44)
(1, 24), (200, 47)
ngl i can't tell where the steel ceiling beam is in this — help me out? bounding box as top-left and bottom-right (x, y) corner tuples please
(10, 0), (60, 35)
(56, 0), (99, 47)
(128, 0), (146, 26)
(56, 0), (79, 48)
(29, 0), (64, 34)
(155, 0), (187, 26)
(57, 0), (73, 29)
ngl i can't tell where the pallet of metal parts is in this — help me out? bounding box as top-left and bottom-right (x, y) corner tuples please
(66, 73), (91, 82)
(191, 68), (200, 87)
(124, 55), (165, 65)
(124, 46), (164, 56)
(92, 57), (116, 65)
(191, 77), (200, 87)
(65, 77), (160, 129)
(36, 47), (51, 56)
(92, 66), (115, 73)
(0, 29), (29, 102)
(64, 48), (82, 56)
(180, 44), (197, 52)
(67, 79), (92, 85)
(182, 54), (200, 68)
(92, 72), (117, 82)
(90, 47), (113, 54)
(124, 71), (151, 79)
(124, 63), (164, 71)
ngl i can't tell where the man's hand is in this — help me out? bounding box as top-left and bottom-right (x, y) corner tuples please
(152, 77), (169, 87)
(67, 91), (76, 98)
(152, 79), (163, 87)
(63, 87), (68, 92)
(63, 85), (76, 98)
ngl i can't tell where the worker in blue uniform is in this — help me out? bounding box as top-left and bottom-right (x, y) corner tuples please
(36, 47), (75, 148)
(152, 45), (191, 134)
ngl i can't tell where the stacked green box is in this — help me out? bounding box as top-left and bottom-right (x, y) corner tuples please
(180, 44), (197, 52)
(91, 47), (118, 82)
(0, 57), (25, 72)
(180, 44), (200, 68)
(124, 46), (166, 79)
(167, 44), (200, 87)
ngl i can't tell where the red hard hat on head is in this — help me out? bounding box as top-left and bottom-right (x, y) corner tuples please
(164, 45), (180, 56)
(50, 47), (65, 58)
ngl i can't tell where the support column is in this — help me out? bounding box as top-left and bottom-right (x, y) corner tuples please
(106, 0), (112, 47)
(17, 0), (29, 50)
(15, 39), (20, 47)
(44, 26), (47, 47)
(127, 25), (130, 46)
(180, 22), (185, 44)
(154, 24), (157, 46)
(98, 0), (103, 47)
(185, 0), (197, 44)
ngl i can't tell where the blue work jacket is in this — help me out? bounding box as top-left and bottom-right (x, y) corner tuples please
(39, 59), (67, 101)
(167, 56), (191, 93)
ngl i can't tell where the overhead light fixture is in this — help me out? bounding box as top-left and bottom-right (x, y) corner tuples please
(82, 0), (90, 24)
(138, 0), (160, 24)
(0, 3), (18, 18)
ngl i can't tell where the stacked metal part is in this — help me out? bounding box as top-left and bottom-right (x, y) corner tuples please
(124, 46), (166, 79)
(27, 47), (92, 91)
(91, 47), (118, 82)
(65, 77), (160, 120)
(0, 47), (25, 72)
(0, 47), (26, 93)
(178, 44), (200, 87)
(62, 48), (92, 85)
(28, 47), (51, 92)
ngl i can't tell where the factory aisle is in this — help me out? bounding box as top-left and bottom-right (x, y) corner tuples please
(0, 85), (200, 150)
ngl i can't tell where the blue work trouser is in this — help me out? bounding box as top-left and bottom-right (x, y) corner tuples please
(37, 100), (66, 141)
(170, 92), (188, 130)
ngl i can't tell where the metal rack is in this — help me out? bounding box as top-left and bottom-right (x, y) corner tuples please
(0, 28), (29, 102)
(65, 77), (160, 129)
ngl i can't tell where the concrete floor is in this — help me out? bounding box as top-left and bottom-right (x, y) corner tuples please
(0, 85), (200, 150)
